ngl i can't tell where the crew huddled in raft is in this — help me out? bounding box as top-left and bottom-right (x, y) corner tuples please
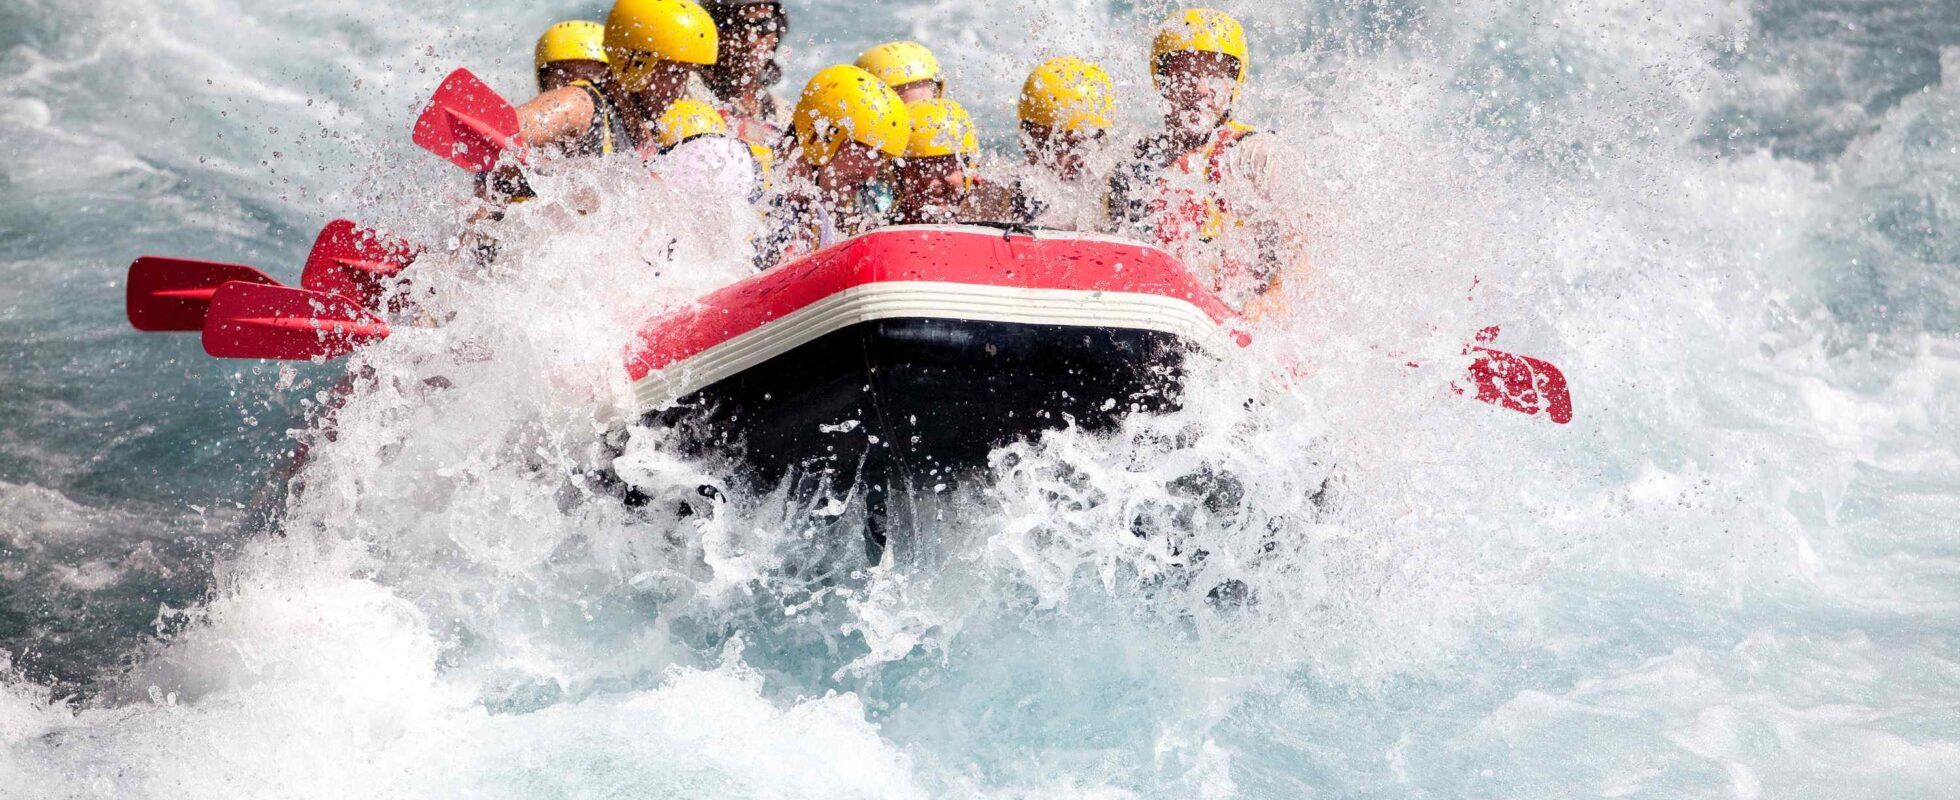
(499, 0), (1300, 314)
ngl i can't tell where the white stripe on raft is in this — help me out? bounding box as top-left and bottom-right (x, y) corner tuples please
(631, 280), (1230, 412)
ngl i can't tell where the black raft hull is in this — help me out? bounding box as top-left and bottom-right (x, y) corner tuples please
(648, 317), (1190, 489)
(617, 225), (1240, 538)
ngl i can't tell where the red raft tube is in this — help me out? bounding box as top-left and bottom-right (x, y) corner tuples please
(619, 224), (1240, 500)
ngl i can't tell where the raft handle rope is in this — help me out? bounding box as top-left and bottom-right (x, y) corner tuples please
(967, 220), (1037, 241)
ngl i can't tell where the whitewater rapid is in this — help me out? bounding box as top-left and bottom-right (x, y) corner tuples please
(3, 0), (1958, 797)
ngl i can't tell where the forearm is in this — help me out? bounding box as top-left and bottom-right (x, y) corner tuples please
(515, 87), (596, 148)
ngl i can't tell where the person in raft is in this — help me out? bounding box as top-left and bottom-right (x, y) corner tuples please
(478, 0), (720, 209)
(697, 0), (792, 161)
(757, 64), (912, 266)
(512, 0), (717, 162)
(852, 41), (948, 217)
(887, 98), (981, 226)
(1108, 8), (1301, 315)
(966, 56), (1121, 232)
(473, 20), (629, 203)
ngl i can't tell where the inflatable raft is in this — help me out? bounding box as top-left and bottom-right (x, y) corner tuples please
(128, 217), (1570, 550)
(622, 224), (1241, 492)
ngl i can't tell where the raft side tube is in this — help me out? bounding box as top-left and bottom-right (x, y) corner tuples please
(623, 225), (1237, 489)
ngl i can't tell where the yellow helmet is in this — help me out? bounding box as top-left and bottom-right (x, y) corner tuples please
(535, 21), (610, 72)
(854, 41), (943, 92)
(605, 0), (719, 91)
(654, 99), (729, 151)
(1150, 8), (1248, 86)
(792, 64), (912, 165)
(1018, 56), (1116, 134)
(903, 99), (978, 159)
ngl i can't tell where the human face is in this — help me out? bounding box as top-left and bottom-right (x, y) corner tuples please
(817, 140), (884, 203)
(618, 56), (695, 119)
(1022, 122), (1099, 180)
(615, 51), (695, 100)
(1154, 50), (1239, 132)
(896, 154), (970, 222)
(718, 4), (784, 76)
(891, 79), (942, 105)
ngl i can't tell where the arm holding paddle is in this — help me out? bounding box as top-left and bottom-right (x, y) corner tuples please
(420, 70), (610, 207)
(491, 85), (602, 204)
(414, 68), (618, 174)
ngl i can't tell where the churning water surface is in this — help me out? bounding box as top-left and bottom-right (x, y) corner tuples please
(2, 0), (1958, 797)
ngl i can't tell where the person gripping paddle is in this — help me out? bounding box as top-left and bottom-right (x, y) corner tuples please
(514, 0), (719, 162)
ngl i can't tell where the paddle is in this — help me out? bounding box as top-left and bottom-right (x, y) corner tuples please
(413, 68), (524, 173)
(127, 256), (286, 332)
(1463, 349), (1573, 423)
(1457, 327), (1573, 424)
(202, 282), (391, 361)
(300, 219), (421, 311)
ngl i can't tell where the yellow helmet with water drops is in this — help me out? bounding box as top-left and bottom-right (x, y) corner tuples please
(1019, 56), (1116, 134)
(605, 0), (719, 91)
(536, 21), (610, 72)
(793, 64), (912, 165)
(1150, 8), (1248, 88)
(854, 41), (944, 92)
(654, 99), (729, 151)
(903, 99), (979, 159)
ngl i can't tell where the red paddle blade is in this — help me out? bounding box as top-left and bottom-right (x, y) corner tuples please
(1463, 347), (1574, 424)
(413, 68), (523, 173)
(127, 257), (283, 332)
(300, 219), (422, 310)
(202, 282), (390, 361)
